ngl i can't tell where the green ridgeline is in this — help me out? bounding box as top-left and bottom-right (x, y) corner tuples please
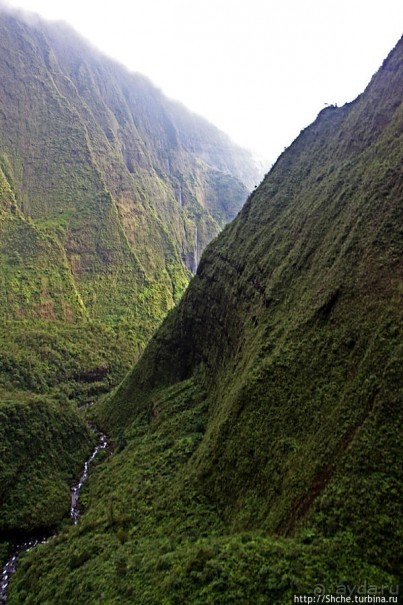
(0, 4), (259, 554)
(0, 5), (260, 401)
(6, 35), (402, 605)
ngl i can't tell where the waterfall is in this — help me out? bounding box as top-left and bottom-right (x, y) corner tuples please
(70, 428), (108, 525)
(194, 225), (199, 271)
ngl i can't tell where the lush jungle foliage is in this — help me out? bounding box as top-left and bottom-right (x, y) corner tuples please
(0, 6), (260, 397)
(0, 4), (259, 556)
(6, 34), (402, 605)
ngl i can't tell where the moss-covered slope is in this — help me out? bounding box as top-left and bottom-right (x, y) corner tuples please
(0, 5), (259, 569)
(0, 4), (264, 403)
(0, 7), (261, 393)
(0, 9), (260, 325)
(103, 35), (402, 587)
(0, 163), (99, 538)
(7, 30), (403, 605)
(0, 393), (94, 534)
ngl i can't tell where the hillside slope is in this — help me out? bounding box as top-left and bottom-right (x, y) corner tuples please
(0, 7), (260, 372)
(8, 35), (403, 605)
(0, 6), (260, 553)
(0, 163), (95, 533)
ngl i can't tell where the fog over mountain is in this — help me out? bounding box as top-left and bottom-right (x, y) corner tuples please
(0, 5), (402, 604)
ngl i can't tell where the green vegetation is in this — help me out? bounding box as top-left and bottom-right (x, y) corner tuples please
(8, 36), (399, 603)
(6, 382), (397, 604)
(0, 6), (258, 563)
(0, 6), (259, 384)
(1, 8), (402, 605)
(0, 320), (141, 403)
(0, 393), (94, 533)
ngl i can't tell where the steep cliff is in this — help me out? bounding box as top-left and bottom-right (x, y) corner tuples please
(6, 21), (402, 605)
(0, 9), (261, 314)
(0, 7), (261, 395)
(97, 35), (401, 598)
(0, 6), (261, 547)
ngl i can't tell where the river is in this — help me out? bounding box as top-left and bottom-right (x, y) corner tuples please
(0, 426), (109, 603)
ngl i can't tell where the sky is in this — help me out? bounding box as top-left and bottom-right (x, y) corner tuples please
(2, 0), (402, 164)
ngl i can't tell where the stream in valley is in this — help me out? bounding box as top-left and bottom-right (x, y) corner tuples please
(0, 426), (109, 603)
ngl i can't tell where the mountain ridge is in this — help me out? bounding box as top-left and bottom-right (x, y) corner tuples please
(2, 16), (402, 605)
(0, 5), (261, 554)
(0, 6), (262, 393)
(0, 6), (261, 300)
(86, 34), (401, 595)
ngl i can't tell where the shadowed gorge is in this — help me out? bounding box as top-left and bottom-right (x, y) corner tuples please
(1, 6), (402, 604)
(0, 4), (261, 574)
(3, 34), (401, 605)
